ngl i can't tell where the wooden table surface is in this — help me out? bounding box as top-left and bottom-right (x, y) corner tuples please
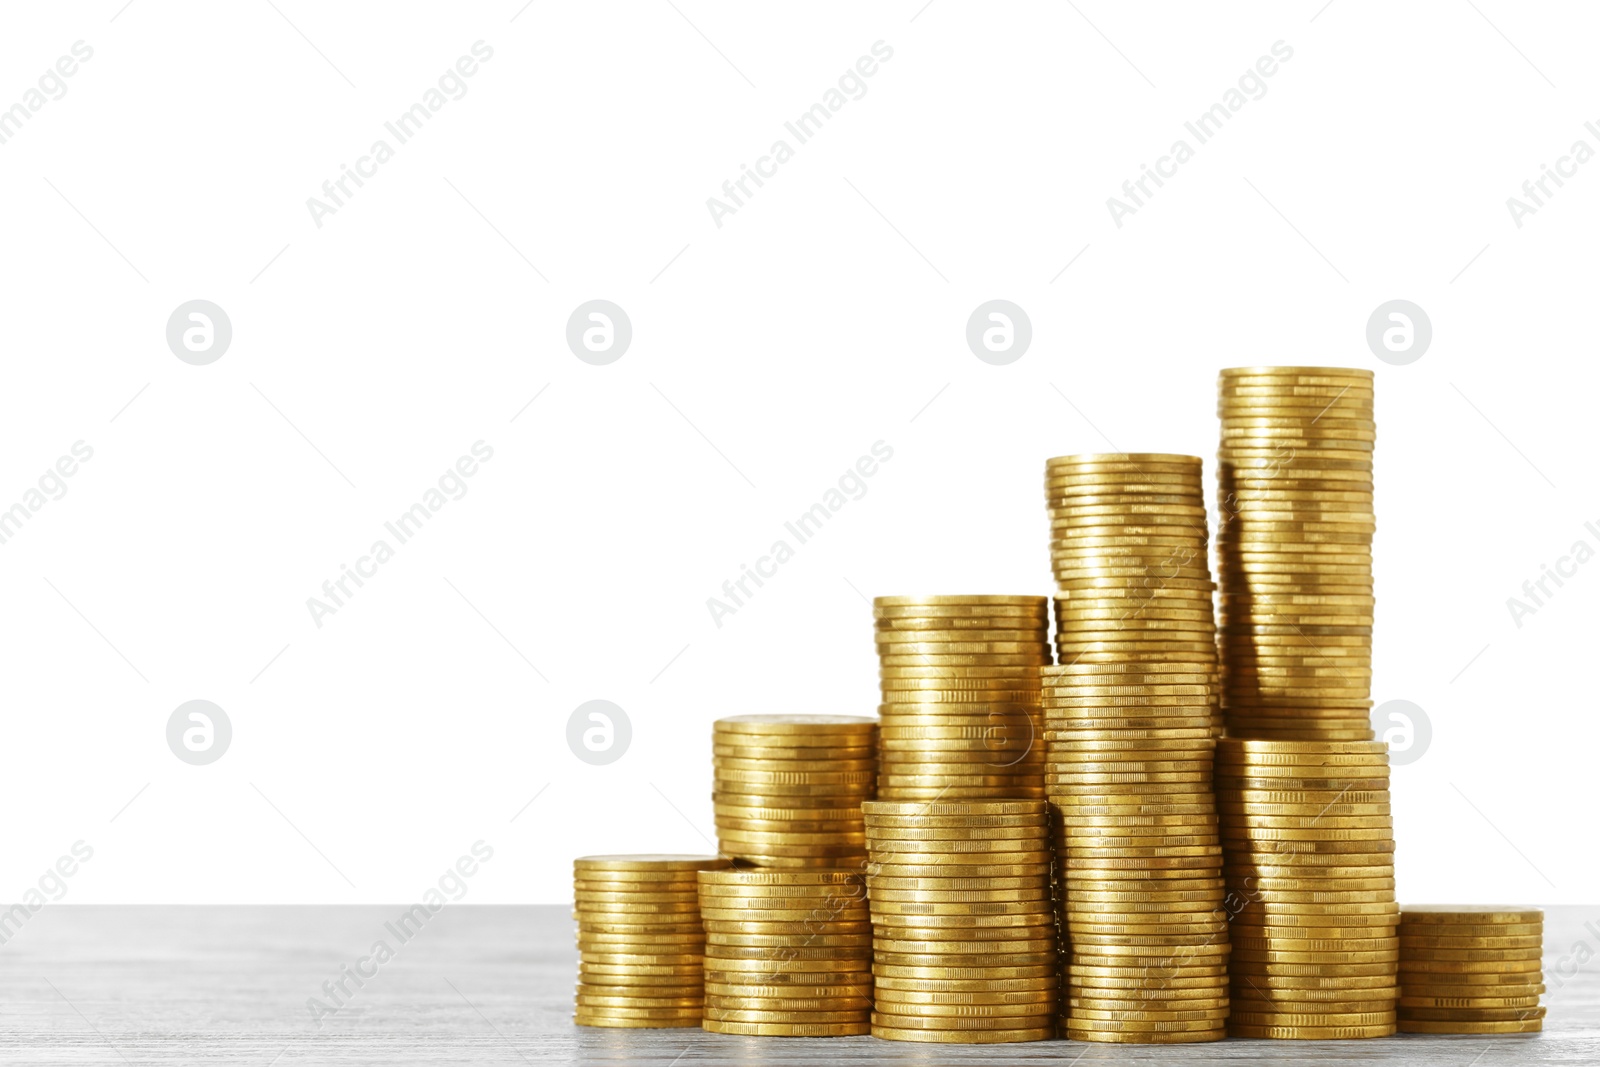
(0, 905), (1592, 1064)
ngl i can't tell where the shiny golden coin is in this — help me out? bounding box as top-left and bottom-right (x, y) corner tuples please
(864, 800), (1046, 818)
(1399, 962), (1544, 977)
(1396, 977), (1545, 996)
(574, 854), (730, 872)
(1399, 994), (1541, 1010)
(705, 931), (871, 948)
(1396, 1019), (1542, 1034)
(867, 878), (1048, 895)
(876, 614), (1050, 631)
(704, 959), (873, 977)
(712, 739), (878, 757)
(572, 880), (704, 896)
(702, 1008), (869, 1025)
(869, 999), (1056, 1020)
(869, 1023), (1055, 1043)
(715, 713), (877, 732)
(574, 993), (705, 1010)
(575, 931), (704, 947)
(701, 924), (871, 942)
(870, 1009), (1055, 1031)
(1399, 1006), (1545, 1023)
(698, 909), (867, 925)
(704, 998), (873, 1017)
(703, 980), (869, 1001)
(876, 988), (1057, 1007)
(874, 964), (1055, 982)
(702, 1019), (871, 1036)
(579, 965), (707, 980)
(698, 870), (864, 887)
(713, 754), (876, 772)
(712, 800), (864, 818)
(869, 864), (1050, 881)
(1400, 905), (1543, 924)
(569, 867), (708, 884)
(1398, 934), (1542, 949)
(1400, 948), (1543, 964)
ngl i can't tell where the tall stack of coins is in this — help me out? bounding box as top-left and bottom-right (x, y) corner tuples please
(697, 869), (873, 1036)
(873, 596), (1049, 801)
(862, 799), (1057, 1043)
(1044, 454), (1221, 737)
(713, 715), (878, 869)
(1397, 906), (1545, 1034)
(1215, 367), (1376, 741)
(1041, 662), (1230, 1042)
(1216, 740), (1398, 1039)
(572, 854), (730, 1028)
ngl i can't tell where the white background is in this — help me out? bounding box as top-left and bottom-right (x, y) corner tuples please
(0, 1), (1594, 906)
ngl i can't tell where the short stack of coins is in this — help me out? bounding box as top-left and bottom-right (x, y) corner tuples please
(1215, 367), (1376, 741)
(862, 799), (1058, 1043)
(1041, 662), (1230, 1042)
(873, 596), (1049, 801)
(1397, 906), (1545, 1034)
(1216, 740), (1398, 1039)
(713, 714), (878, 869)
(572, 854), (730, 1028)
(1044, 453), (1221, 738)
(697, 869), (873, 1036)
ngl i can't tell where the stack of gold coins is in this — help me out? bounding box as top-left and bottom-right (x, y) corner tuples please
(862, 799), (1057, 1043)
(873, 596), (1049, 801)
(713, 715), (878, 868)
(1216, 740), (1398, 1039)
(1044, 454), (1221, 737)
(1397, 906), (1545, 1034)
(1215, 367), (1376, 741)
(572, 854), (730, 1028)
(1042, 662), (1230, 1043)
(697, 869), (873, 1036)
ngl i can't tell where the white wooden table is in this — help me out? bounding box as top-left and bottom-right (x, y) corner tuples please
(0, 905), (1591, 1064)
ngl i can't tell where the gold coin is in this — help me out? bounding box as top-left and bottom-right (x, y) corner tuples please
(572, 880), (703, 896)
(869, 1023), (1055, 1043)
(1399, 961), (1543, 975)
(870, 1009), (1055, 1031)
(874, 964), (1055, 982)
(574, 854), (730, 872)
(1398, 994), (1541, 1009)
(868, 878), (1047, 894)
(698, 871), (864, 887)
(1399, 1006), (1545, 1022)
(1399, 905), (1543, 924)
(714, 714), (876, 734)
(1398, 934), (1542, 949)
(705, 958), (872, 975)
(703, 980), (870, 997)
(1395, 972), (1545, 989)
(1396, 1019), (1542, 1034)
